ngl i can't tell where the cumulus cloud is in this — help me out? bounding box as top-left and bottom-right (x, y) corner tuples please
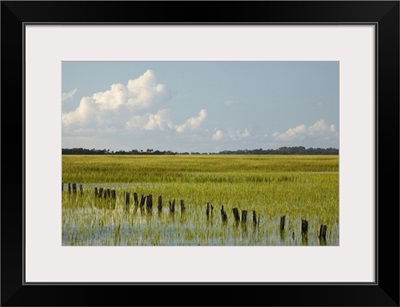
(175, 109), (207, 133)
(126, 109), (173, 131)
(62, 70), (168, 130)
(212, 129), (224, 140)
(212, 128), (251, 141)
(231, 128), (251, 140)
(62, 88), (77, 102)
(272, 120), (338, 142)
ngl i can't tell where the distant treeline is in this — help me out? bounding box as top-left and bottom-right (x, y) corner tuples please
(62, 146), (338, 155)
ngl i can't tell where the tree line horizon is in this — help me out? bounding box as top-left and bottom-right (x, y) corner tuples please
(62, 146), (339, 155)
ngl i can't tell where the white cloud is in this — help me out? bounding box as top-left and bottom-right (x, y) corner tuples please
(272, 120), (338, 142)
(212, 129), (223, 140)
(125, 110), (170, 131)
(231, 128), (251, 140)
(62, 70), (168, 130)
(211, 128), (251, 141)
(175, 109), (207, 133)
(62, 88), (77, 102)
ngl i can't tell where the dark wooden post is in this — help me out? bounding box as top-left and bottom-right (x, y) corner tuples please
(221, 205), (227, 224)
(68, 183), (71, 194)
(241, 210), (247, 223)
(146, 194), (153, 213)
(72, 183), (77, 194)
(125, 192), (130, 211)
(280, 215), (286, 240)
(318, 224), (328, 245)
(180, 200), (185, 213)
(79, 184), (83, 194)
(158, 196), (162, 213)
(111, 189), (116, 199)
(252, 210), (257, 227)
(98, 188), (103, 198)
(280, 215), (286, 231)
(232, 208), (240, 224)
(169, 199), (175, 213)
(301, 219), (308, 245)
(301, 219), (308, 235)
(94, 187), (98, 197)
(133, 192), (139, 206)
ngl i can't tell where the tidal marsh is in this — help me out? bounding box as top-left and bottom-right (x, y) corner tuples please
(62, 155), (339, 246)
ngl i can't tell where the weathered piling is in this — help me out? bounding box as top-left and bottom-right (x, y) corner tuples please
(280, 215), (286, 240)
(139, 195), (146, 213)
(232, 208), (240, 224)
(252, 210), (258, 227)
(157, 196), (162, 213)
(125, 192), (130, 211)
(221, 205), (227, 224)
(94, 187), (98, 197)
(318, 224), (327, 245)
(146, 194), (153, 213)
(241, 210), (248, 223)
(180, 200), (185, 213)
(133, 192), (139, 206)
(280, 215), (286, 231)
(169, 199), (175, 213)
(68, 183), (71, 194)
(72, 183), (77, 194)
(301, 219), (308, 245)
(111, 189), (116, 199)
(98, 188), (103, 198)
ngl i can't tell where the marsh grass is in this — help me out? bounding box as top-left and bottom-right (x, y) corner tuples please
(62, 155), (339, 246)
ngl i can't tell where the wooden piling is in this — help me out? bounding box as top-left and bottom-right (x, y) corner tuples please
(72, 183), (77, 194)
(79, 184), (83, 194)
(301, 219), (308, 235)
(111, 189), (116, 199)
(318, 224), (328, 245)
(252, 211), (257, 227)
(232, 208), (240, 223)
(94, 187), (98, 197)
(180, 200), (185, 213)
(98, 188), (103, 198)
(280, 215), (286, 231)
(125, 192), (130, 211)
(158, 196), (162, 213)
(68, 183), (71, 194)
(146, 194), (153, 213)
(241, 210), (247, 223)
(221, 205), (227, 224)
(169, 199), (175, 213)
(133, 192), (139, 206)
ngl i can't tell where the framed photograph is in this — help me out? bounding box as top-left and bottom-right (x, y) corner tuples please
(2, 1), (399, 306)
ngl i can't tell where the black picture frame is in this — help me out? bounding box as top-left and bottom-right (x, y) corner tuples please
(1, 1), (399, 306)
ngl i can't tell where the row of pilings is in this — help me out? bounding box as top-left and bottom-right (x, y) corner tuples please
(63, 183), (329, 245)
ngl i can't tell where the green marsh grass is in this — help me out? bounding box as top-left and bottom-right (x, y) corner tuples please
(62, 155), (339, 246)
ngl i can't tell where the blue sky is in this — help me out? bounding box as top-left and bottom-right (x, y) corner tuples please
(62, 61), (339, 153)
